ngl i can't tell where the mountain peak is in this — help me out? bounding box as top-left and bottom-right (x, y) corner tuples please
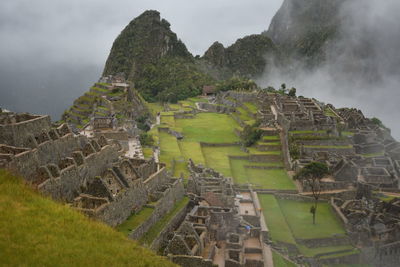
(102, 10), (192, 80)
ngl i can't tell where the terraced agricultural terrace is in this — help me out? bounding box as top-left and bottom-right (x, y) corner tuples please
(148, 97), (295, 191)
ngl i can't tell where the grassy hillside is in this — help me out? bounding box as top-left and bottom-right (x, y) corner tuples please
(0, 169), (176, 267)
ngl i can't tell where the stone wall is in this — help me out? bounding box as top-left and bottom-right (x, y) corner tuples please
(274, 193), (327, 203)
(225, 91), (258, 103)
(0, 115), (51, 147)
(318, 252), (360, 266)
(7, 134), (92, 182)
(197, 103), (235, 114)
(93, 131), (129, 140)
(296, 236), (350, 248)
(302, 146), (355, 156)
(143, 167), (169, 192)
(169, 255), (215, 267)
(129, 179), (185, 239)
(151, 200), (190, 251)
(38, 144), (122, 201)
(94, 180), (148, 226)
(302, 180), (352, 192)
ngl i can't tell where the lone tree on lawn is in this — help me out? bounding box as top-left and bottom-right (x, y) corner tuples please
(294, 162), (330, 225)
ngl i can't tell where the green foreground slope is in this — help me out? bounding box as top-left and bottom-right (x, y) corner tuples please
(0, 169), (176, 267)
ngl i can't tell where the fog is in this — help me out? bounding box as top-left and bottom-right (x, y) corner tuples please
(0, 0), (282, 120)
(258, 0), (400, 139)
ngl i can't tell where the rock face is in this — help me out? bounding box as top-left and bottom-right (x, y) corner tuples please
(103, 10), (192, 80)
(203, 34), (279, 77)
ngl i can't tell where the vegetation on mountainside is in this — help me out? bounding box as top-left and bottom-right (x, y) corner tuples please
(136, 56), (214, 102)
(215, 77), (257, 92)
(203, 34), (281, 77)
(371, 117), (389, 130)
(102, 10), (216, 103)
(103, 10), (191, 80)
(0, 169), (176, 267)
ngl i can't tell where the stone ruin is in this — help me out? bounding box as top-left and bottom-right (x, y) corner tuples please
(164, 160), (269, 267)
(0, 111), (184, 226)
(249, 92), (400, 192)
(331, 183), (400, 267)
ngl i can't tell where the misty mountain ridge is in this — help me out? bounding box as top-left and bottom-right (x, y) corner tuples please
(103, 0), (392, 97)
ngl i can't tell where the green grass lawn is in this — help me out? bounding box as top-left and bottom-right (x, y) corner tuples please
(303, 145), (353, 149)
(202, 146), (247, 177)
(178, 100), (195, 108)
(263, 135), (281, 141)
(142, 147), (153, 159)
(172, 160), (189, 178)
(258, 194), (296, 244)
(272, 251), (297, 267)
(246, 169), (295, 190)
(175, 113), (239, 143)
(116, 207), (154, 235)
(0, 170), (176, 267)
(230, 158), (249, 184)
(278, 199), (346, 239)
(290, 130), (326, 134)
(324, 107), (339, 118)
(259, 194), (353, 258)
(230, 159), (286, 186)
(258, 141), (281, 146)
(146, 102), (164, 117)
(236, 106), (253, 122)
(159, 131), (183, 169)
(160, 115), (175, 127)
(178, 141), (206, 165)
(243, 102), (258, 113)
(140, 197), (189, 246)
(361, 152), (385, 158)
(342, 131), (355, 137)
(299, 244), (356, 257)
(248, 147), (282, 155)
(188, 96), (208, 103)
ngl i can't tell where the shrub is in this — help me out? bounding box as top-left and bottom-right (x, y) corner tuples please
(241, 122), (262, 147)
(139, 133), (154, 146)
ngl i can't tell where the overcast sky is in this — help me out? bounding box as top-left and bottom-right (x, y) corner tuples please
(0, 0), (282, 120)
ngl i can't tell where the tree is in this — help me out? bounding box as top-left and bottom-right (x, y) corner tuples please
(139, 132), (154, 146)
(288, 87), (297, 97)
(294, 162), (329, 224)
(240, 121), (262, 147)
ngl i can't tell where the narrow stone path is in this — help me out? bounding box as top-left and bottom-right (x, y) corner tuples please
(125, 137), (144, 159)
(153, 147), (160, 163)
(263, 243), (274, 267)
(195, 102), (208, 112)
